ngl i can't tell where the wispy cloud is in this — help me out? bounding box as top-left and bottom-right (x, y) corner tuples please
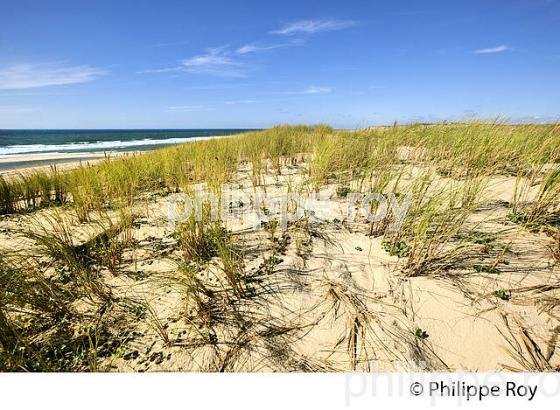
(180, 47), (246, 77)
(182, 47), (235, 68)
(282, 86), (332, 95)
(236, 44), (272, 54)
(473, 45), (510, 54)
(236, 39), (304, 54)
(144, 47), (247, 77)
(271, 18), (356, 35)
(0, 63), (105, 90)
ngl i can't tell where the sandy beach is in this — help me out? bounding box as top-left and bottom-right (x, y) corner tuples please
(0, 151), (141, 178)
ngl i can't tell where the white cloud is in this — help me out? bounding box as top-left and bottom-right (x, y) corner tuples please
(236, 44), (280, 54)
(182, 47), (236, 67)
(282, 86), (332, 95)
(146, 47), (247, 77)
(0, 64), (105, 90)
(473, 45), (510, 54)
(271, 18), (356, 35)
(144, 38), (303, 78)
(180, 47), (247, 77)
(236, 40), (303, 54)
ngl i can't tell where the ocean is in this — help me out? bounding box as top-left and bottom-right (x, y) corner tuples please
(0, 129), (253, 170)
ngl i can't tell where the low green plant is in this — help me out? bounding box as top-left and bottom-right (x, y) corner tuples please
(336, 186), (351, 198)
(495, 289), (511, 301)
(508, 212), (528, 224)
(381, 240), (410, 258)
(415, 328), (429, 339)
(467, 230), (497, 245)
(473, 264), (500, 274)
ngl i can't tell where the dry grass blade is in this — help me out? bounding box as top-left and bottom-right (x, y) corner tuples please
(499, 314), (557, 371)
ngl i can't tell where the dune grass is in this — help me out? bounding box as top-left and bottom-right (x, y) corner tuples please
(1, 121), (560, 371)
(1, 122), (558, 219)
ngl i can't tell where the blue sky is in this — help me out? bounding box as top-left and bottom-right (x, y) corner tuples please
(0, 0), (559, 128)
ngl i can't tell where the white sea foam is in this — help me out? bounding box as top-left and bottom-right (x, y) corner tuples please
(0, 136), (216, 159)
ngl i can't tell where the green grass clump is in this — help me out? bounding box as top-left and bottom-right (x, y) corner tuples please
(383, 171), (486, 276)
(0, 176), (15, 215)
(24, 212), (110, 301)
(176, 216), (221, 263)
(512, 162), (560, 229)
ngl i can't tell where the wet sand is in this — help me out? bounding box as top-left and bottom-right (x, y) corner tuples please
(0, 152), (126, 177)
